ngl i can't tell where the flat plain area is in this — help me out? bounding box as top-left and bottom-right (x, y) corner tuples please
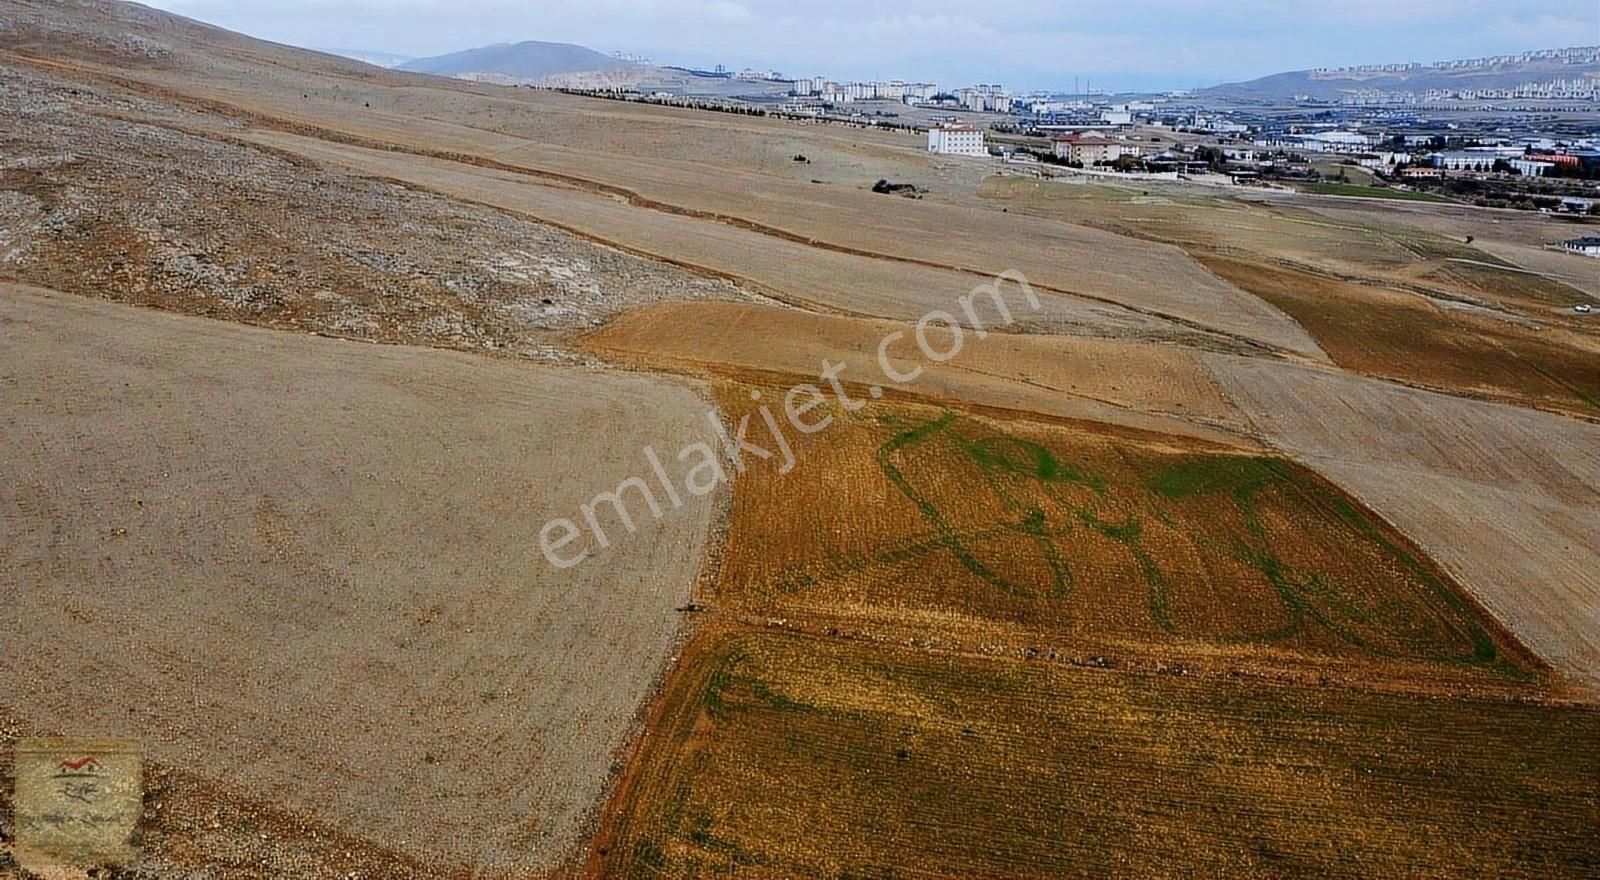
(981, 176), (1600, 419)
(0, 285), (719, 871)
(1198, 255), (1600, 417)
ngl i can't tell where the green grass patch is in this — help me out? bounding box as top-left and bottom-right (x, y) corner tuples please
(1299, 182), (1451, 203)
(961, 435), (1106, 491)
(1148, 455), (1284, 499)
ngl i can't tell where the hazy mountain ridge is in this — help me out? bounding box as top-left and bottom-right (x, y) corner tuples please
(399, 40), (630, 80)
(320, 47), (413, 68)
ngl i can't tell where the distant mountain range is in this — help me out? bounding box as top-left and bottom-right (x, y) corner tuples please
(391, 39), (790, 97)
(319, 48), (413, 69)
(1207, 47), (1600, 101)
(399, 41), (630, 81)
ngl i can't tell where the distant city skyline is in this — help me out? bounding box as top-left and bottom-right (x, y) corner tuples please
(144, 0), (1600, 92)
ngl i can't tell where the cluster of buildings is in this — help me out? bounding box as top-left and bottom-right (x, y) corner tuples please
(1025, 100), (1143, 128)
(1248, 126), (1600, 179)
(791, 78), (938, 103)
(1311, 47), (1600, 78)
(926, 123), (1146, 167)
(1301, 48), (1600, 106)
(1436, 78), (1600, 101)
(948, 84), (1013, 113)
(735, 68), (788, 82)
(1253, 129), (1376, 153)
(789, 78), (1013, 111)
(1431, 147), (1600, 176)
(1339, 78), (1600, 106)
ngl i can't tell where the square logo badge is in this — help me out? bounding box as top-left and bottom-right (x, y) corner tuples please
(13, 737), (142, 868)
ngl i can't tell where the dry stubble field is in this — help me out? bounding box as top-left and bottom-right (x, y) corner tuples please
(979, 177), (1598, 417)
(1198, 255), (1600, 417)
(1207, 354), (1600, 690)
(703, 388), (1539, 686)
(3, 2), (1599, 877)
(583, 300), (1253, 444)
(591, 628), (1600, 879)
(1, 284), (719, 873)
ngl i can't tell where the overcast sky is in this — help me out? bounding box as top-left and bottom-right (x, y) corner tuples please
(143, 0), (1600, 92)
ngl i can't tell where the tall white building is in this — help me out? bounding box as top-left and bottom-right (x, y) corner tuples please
(928, 124), (987, 157)
(1509, 158), (1556, 177)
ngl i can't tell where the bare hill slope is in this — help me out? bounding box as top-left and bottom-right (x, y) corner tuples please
(0, 284), (721, 871)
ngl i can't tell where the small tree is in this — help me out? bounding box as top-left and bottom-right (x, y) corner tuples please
(1194, 145), (1227, 172)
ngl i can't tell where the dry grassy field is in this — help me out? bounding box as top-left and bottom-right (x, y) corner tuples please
(584, 300), (1254, 443)
(592, 629), (1599, 879)
(237, 131), (1308, 356)
(1300, 198), (1600, 299)
(3, 2), (1598, 877)
(1207, 355), (1600, 690)
(0, 284), (719, 872)
(1198, 255), (1600, 417)
(980, 176), (1598, 417)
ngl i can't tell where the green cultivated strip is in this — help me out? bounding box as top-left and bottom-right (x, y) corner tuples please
(1300, 182), (1452, 203)
(876, 413), (1032, 597)
(861, 417), (1512, 670)
(1315, 486), (1499, 665)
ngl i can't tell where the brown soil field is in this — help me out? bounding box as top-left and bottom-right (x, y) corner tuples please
(583, 300), (1254, 445)
(0, 284), (721, 872)
(705, 387), (1537, 685)
(232, 132), (1182, 341)
(256, 127), (1322, 354)
(980, 178), (1410, 263)
(980, 178), (1597, 419)
(591, 628), (1600, 879)
(1206, 355), (1600, 690)
(1301, 199), (1600, 299)
(1198, 255), (1600, 418)
(5, 4), (1599, 877)
(983, 177), (1594, 323)
(238, 130), (1308, 357)
(1470, 241), (1600, 300)
(232, 115), (1307, 353)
